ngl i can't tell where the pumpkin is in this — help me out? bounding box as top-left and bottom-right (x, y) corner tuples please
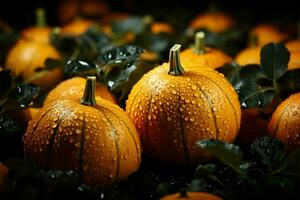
(189, 11), (234, 33)
(285, 39), (300, 52)
(151, 22), (174, 34)
(24, 76), (141, 187)
(126, 44), (241, 165)
(80, 0), (110, 18)
(44, 76), (116, 105)
(249, 24), (288, 46)
(21, 8), (51, 44)
(0, 163), (9, 192)
(61, 18), (95, 36)
(160, 191), (222, 200)
(268, 92), (300, 151)
(235, 46), (300, 70)
(181, 32), (232, 69)
(236, 108), (269, 146)
(58, 0), (110, 24)
(5, 39), (62, 89)
(235, 46), (261, 66)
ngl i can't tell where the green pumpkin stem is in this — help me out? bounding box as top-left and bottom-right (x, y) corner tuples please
(81, 76), (97, 106)
(35, 8), (47, 28)
(168, 44), (185, 76)
(194, 31), (206, 54)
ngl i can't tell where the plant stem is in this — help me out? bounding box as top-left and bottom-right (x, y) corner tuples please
(81, 76), (97, 106)
(194, 32), (206, 54)
(35, 8), (47, 28)
(168, 44), (185, 76)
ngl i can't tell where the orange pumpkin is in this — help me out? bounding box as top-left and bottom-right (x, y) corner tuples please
(189, 11), (234, 33)
(0, 163), (9, 192)
(235, 46), (300, 70)
(236, 108), (269, 146)
(21, 8), (51, 44)
(5, 39), (62, 89)
(44, 77), (116, 105)
(181, 32), (232, 69)
(151, 22), (174, 34)
(285, 39), (300, 52)
(235, 46), (261, 66)
(249, 24), (288, 46)
(126, 44), (241, 165)
(24, 76), (141, 187)
(160, 191), (222, 200)
(58, 0), (110, 24)
(268, 92), (300, 151)
(61, 18), (95, 36)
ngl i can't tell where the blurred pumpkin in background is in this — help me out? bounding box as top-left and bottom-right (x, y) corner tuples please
(61, 18), (95, 36)
(285, 39), (300, 52)
(189, 11), (234, 33)
(181, 32), (232, 69)
(21, 8), (51, 44)
(235, 44), (300, 70)
(160, 191), (222, 200)
(58, 0), (110, 24)
(249, 24), (288, 46)
(5, 39), (63, 89)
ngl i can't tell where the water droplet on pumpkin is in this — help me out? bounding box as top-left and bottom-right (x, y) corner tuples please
(171, 89), (176, 94)
(167, 116), (172, 121)
(52, 123), (58, 128)
(191, 85), (197, 90)
(76, 129), (81, 134)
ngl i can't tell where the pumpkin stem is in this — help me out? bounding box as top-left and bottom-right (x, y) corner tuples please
(81, 76), (97, 106)
(35, 8), (47, 28)
(168, 44), (185, 76)
(194, 32), (206, 54)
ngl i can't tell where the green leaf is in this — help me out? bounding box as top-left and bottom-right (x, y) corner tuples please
(0, 114), (19, 135)
(98, 45), (144, 65)
(238, 87), (276, 108)
(260, 43), (290, 80)
(283, 149), (300, 177)
(0, 69), (12, 97)
(9, 84), (40, 108)
(250, 136), (285, 172)
(111, 16), (145, 35)
(278, 69), (300, 98)
(217, 62), (241, 84)
(197, 140), (244, 175)
(106, 60), (154, 106)
(194, 164), (227, 189)
(64, 59), (100, 77)
(44, 58), (65, 71)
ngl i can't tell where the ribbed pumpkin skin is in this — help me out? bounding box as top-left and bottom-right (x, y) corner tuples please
(24, 97), (141, 187)
(189, 12), (234, 33)
(181, 47), (232, 69)
(44, 77), (116, 105)
(5, 39), (62, 89)
(268, 93), (300, 151)
(126, 64), (241, 165)
(160, 192), (222, 200)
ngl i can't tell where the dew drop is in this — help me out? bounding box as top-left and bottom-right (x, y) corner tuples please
(167, 116), (172, 121)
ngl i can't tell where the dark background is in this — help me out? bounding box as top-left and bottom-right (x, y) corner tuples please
(0, 0), (299, 29)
